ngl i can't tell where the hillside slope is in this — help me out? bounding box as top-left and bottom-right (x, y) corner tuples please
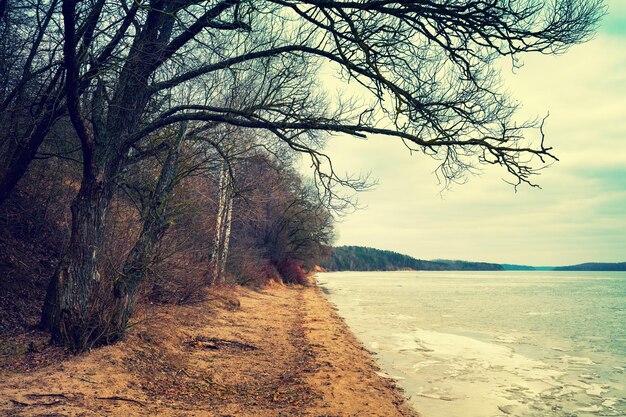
(553, 262), (626, 271)
(321, 246), (503, 271)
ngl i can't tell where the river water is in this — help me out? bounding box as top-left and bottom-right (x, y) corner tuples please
(317, 271), (626, 417)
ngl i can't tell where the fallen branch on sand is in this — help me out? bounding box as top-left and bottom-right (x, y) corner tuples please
(26, 393), (68, 398)
(96, 396), (146, 406)
(184, 337), (257, 351)
(11, 393), (68, 407)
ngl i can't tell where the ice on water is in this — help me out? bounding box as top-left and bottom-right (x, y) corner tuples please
(318, 271), (626, 417)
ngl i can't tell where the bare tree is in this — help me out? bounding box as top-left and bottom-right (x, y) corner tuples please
(223, 152), (334, 284)
(0, 0), (66, 205)
(39, 0), (603, 350)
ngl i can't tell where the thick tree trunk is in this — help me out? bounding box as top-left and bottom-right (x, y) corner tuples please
(40, 176), (111, 350)
(39, 0), (181, 349)
(108, 124), (185, 339)
(107, 222), (160, 341)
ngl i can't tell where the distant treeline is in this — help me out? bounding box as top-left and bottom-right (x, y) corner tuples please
(320, 246), (626, 272)
(320, 246), (503, 271)
(553, 262), (626, 271)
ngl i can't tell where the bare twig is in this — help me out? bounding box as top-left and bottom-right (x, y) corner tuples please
(95, 396), (146, 407)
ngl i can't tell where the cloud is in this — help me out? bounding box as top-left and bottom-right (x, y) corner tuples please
(320, 28), (626, 265)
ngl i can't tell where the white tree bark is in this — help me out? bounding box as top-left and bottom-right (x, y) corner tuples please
(219, 189), (233, 283)
(209, 161), (234, 285)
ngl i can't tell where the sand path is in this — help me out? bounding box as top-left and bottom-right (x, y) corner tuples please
(0, 283), (418, 416)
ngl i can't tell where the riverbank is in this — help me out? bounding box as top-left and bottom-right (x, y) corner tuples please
(0, 283), (418, 416)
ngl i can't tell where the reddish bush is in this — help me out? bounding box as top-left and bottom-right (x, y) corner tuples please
(275, 259), (308, 285)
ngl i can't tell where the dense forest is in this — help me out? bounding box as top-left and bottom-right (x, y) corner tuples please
(321, 247), (626, 272)
(0, 0), (602, 353)
(0, 145), (334, 342)
(553, 262), (626, 271)
(321, 246), (503, 271)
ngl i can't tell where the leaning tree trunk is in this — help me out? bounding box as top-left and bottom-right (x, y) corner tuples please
(108, 124), (186, 340)
(40, 175), (112, 350)
(0, 71), (65, 206)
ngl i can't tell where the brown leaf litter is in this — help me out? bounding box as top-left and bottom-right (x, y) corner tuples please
(0, 283), (419, 416)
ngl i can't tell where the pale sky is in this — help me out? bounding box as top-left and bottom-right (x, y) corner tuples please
(320, 1), (626, 266)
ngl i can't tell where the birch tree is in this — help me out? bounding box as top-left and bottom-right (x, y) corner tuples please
(209, 160), (235, 285)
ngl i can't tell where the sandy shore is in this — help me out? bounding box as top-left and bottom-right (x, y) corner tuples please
(0, 283), (418, 416)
